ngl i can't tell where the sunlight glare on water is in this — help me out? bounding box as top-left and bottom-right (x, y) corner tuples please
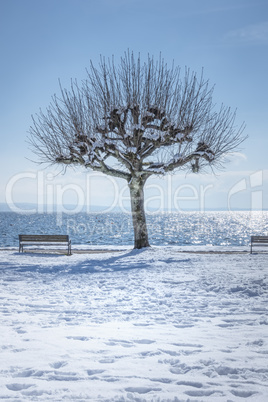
(0, 211), (267, 247)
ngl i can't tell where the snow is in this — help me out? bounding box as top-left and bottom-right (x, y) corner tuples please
(133, 124), (145, 131)
(127, 147), (137, 153)
(0, 245), (268, 401)
(143, 111), (155, 118)
(143, 129), (167, 141)
(174, 133), (184, 141)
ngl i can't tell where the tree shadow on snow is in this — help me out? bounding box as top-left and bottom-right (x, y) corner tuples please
(1, 248), (156, 276)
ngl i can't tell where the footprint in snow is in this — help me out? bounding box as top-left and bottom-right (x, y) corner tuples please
(246, 339), (264, 346)
(169, 363), (202, 374)
(171, 342), (203, 348)
(184, 389), (220, 397)
(159, 349), (181, 357)
(230, 390), (258, 398)
(15, 328), (27, 334)
(12, 369), (36, 378)
(99, 358), (115, 364)
(12, 348), (27, 353)
(106, 339), (134, 348)
(125, 387), (161, 394)
(150, 378), (173, 384)
(6, 383), (34, 391)
(174, 323), (195, 328)
(87, 369), (105, 376)
(66, 336), (90, 341)
(177, 380), (203, 388)
(50, 361), (67, 369)
(134, 339), (155, 344)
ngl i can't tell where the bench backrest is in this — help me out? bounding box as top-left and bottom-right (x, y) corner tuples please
(251, 236), (268, 243)
(19, 235), (69, 242)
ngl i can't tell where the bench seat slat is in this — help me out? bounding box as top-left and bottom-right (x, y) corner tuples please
(20, 240), (69, 243)
(20, 242), (69, 245)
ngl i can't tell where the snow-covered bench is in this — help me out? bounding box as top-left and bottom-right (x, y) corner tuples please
(250, 236), (268, 254)
(19, 234), (71, 255)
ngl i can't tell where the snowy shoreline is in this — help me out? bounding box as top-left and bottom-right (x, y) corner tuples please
(0, 246), (268, 401)
(0, 244), (253, 253)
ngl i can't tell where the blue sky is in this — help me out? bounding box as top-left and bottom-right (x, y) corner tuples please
(1, 0), (267, 212)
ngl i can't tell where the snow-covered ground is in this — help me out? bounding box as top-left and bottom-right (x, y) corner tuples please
(0, 246), (267, 401)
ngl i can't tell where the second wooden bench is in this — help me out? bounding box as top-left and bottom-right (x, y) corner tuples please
(250, 236), (268, 254)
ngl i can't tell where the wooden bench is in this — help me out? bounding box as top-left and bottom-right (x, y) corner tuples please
(250, 236), (268, 254)
(19, 235), (71, 255)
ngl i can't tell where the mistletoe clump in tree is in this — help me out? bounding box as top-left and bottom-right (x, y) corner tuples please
(29, 52), (245, 249)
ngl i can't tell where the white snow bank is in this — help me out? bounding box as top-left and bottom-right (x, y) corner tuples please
(0, 246), (268, 401)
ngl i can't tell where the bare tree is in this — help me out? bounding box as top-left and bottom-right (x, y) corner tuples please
(29, 52), (246, 249)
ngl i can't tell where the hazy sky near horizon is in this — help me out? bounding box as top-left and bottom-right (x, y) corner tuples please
(1, 0), (267, 211)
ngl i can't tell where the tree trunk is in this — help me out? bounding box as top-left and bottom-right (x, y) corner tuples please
(129, 178), (150, 249)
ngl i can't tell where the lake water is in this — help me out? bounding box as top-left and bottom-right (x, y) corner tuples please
(1, 211), (267, 248)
